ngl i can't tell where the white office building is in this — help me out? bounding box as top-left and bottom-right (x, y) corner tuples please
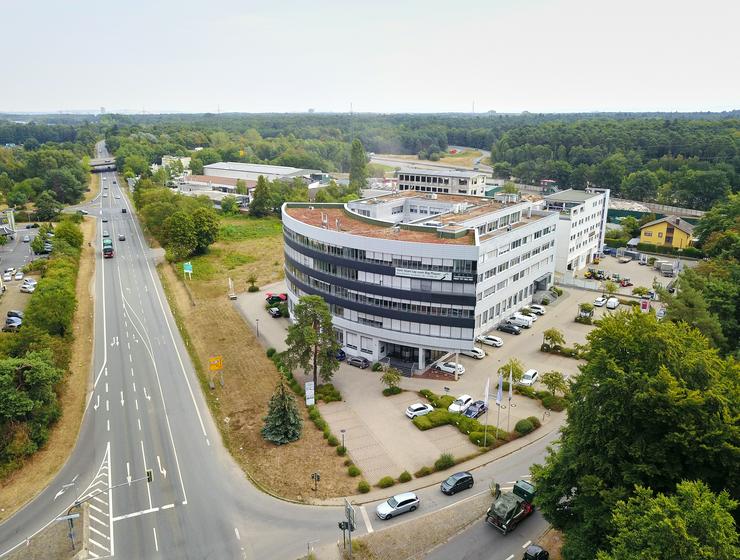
(282, 192), (557, 372)
(544, 188), (610, 277)
(395, 168), (488, 196)
(204, 162), (327, 184)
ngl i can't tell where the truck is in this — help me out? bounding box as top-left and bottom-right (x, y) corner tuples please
(660, 262), (676, 277)
(103, 238), (114, 258)
(486, 480), (536, 534)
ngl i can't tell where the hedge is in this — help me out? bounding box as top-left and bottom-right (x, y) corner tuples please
(636, 242), (704, 259)
(382, 386), (402, 396)
(414, 466), (433, 478)
(434, 453), (455, 471)
(515, 419), (535, 435)
(541, 394), (568, 411)
(316, 383), (342, 403)
(412, 415), (433, 430)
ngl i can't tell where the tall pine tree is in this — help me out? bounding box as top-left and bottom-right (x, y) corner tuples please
(261, 381), (302, 445)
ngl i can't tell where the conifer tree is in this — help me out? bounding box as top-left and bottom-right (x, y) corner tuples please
(261, 381), (302, 445)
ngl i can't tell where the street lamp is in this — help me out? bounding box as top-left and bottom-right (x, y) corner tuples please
(256, 318), (260, 338)
(340, 429), (346, 448)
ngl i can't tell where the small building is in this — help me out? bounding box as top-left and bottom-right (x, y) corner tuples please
(178, 175), (253, 207)
(395, 168), (488, 196)
(639, 216), (694, 248)
(204, 162), (326, 185)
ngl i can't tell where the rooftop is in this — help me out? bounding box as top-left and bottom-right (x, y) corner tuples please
(183, 175), (256, 188)
(284, 206), (474, 245)
(204, 161), (320, 176)
(640, 215), (695, 235)
(353, 190), (490, 206)
(544, 189), (602, 204)
(396, 167), (486, 179)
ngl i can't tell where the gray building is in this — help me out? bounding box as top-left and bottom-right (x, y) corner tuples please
(395, 168), (488, 196)
(204, 162), (327, 184)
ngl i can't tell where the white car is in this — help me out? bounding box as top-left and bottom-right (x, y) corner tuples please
(528, 304), (546, 315)
(115, 195), (121, 199)
(376, 492), (420, 520)
(405, 403), (434, 419)
(606, 297), (620, 309)
(448, 395), (473, 413)
(593, 296), (607, 307)
(519, 369), (539, 387)
(460, 347), (486, 360)
(102, 193), (108, 197)
(437, 361), (465, 375)
(2, 273), (11, 282)
(20, 284), (35, 293)
(476, 335), (503, 347)
(14, 272), (23, 281)
(23, 278), (38, 286)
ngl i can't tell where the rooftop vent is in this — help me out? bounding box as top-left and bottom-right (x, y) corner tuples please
(425, 193), (438, 200)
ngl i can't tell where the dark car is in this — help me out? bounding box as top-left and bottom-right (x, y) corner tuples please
(440, 471), (474, 495)
(102, 217), (108, 223)
(336, 349), (346, 361)
(347, 356), (370, 369)
(497, 322), (521, 335)
(463, 400), (488, 419)
(267, 307), (282, 318)
(122, 208), (127, 213)
(118, 234), (126, 241)
(523, 545), (549, 560)
(7, 310), (24, 319)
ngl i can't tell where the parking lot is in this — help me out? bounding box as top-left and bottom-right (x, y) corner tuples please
(0, 224), (42, 328)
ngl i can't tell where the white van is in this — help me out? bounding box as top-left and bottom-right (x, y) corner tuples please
(515, 311), (537, 323)
(506, 315), (532, 329)
(512, 313), (535, 328)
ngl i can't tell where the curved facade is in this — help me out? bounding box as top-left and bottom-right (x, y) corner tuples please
(283, 194), (557, 371)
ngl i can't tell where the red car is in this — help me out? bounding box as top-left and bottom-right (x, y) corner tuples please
(265, 292), (288, 305)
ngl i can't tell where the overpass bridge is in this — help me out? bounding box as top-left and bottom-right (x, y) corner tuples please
(89, 157), (116, 172)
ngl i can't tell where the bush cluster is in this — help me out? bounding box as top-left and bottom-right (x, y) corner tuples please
(515, 419), (535, 435)
(377, 476), (395, 488)
(316, 383), (342, 403)
(399, 471), (412, 483)
(636, 242), (704, 259)
(575, 315), (593, 325)
(348, 465), (361, 477)
(541, 394), (568, 411)
(327, 435), (339, 447)
(336, 445), (347, 456)
(265, 347), (276, 358)
(541, 343), (584, 359)
(382, 386), (402, 396)
(434, 453), (456, 471)
(371, 362), (383, 372)
(414, 466), (433, 478)
(247, 284), (260, 292)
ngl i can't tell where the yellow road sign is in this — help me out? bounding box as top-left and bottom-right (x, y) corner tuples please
(209, 356), (223, 371)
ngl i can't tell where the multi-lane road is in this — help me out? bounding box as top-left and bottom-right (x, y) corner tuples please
(0, 142), (555, 559)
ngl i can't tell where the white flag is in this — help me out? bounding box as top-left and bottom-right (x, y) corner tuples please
(484, 377), (490, 404)
(508, 367), (513, 401)
(496, 373), (503, 406)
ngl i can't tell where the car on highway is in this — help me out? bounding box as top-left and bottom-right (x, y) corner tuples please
(347, 356), (370, 369)
(440, 471), (474, 495)
(102, 217), (108, 222)
(115, 195), (121, 199)
(448, 394), (473, 413)
(519, 369), (539, 387)
(103, 231), (110, 237)
(14, 272), (23, 281)
(375, 492), (419, 520)
(102, 193), (108, 197)
(606, 297), (620, 309)
(462, 400), (488, 418)
(22, 235), (30, 242)
(118, 234), (126, 241)
(497, 322), (521, 335)
(122, 208), (127, 213)
(528, 304), (547, 315)
(593, 296), (607, 307)
(437, 361), (465, 375)
(405, 403), (434, 419)
(267, 307), (281, 318)
(460, 347), (486, 359)
(77, 209), (89, 215)
(20, 283), (35, 293)
(476, 334), (503, 347)
(523, 545), (550, 560)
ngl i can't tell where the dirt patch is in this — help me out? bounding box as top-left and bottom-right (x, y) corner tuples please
(536, 527), (563, 559)
(0, 217), (95, 522)
(4, 515), (81, 560)
(159, 256), (354, 501)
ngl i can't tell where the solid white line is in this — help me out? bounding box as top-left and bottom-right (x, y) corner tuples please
(522, 540), (532, 549)
(360, 505), (374, 534)
(111, 507), (159, 522)
(234, 527), (240, 541)
(88, 538), (110, 552)
(90, 216), (108, 392)
(160, 503), (174, 510)
(138, 418), (141, 431)
(153, 527), (159, 552)
(89, 526), (109, 540)
(89, 514), (108, 527)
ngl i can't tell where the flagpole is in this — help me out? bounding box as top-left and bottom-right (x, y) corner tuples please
(483, 377), (490, 447)
(494, 373), (503, 448)
(507, 366), (513, 432)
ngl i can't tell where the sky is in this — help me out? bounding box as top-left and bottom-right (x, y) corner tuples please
(1, 0), (738, 114)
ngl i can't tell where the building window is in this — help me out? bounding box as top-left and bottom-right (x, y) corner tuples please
(644, 231), (652, 237)
(658, 232), (663, 238)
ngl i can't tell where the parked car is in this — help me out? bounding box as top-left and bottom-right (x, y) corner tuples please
(7, 310), (24, 319)
(5, 317), (22, 326)
(460, 347), (485, 359)
(523, 545), (550, 560)
(606, 297), (620, 310)
(515, 311), (538, 322)
(2, 273), (11, 282)
(527, 304), (547, 315)
(267, 307), (281, 318)
(22, 235), (30, 242)
(440, 471), (474, 495)
(656, 307), (666, 320)
(507, 315), (532, 329)
(448, 394), (473, 413)
(519, 369), (539, 387)
(375, 492), (419, 520)
(2, 323), (20, 333)
(20, 284), (35, 293)
(335, 349), (346, 361)
(593, 296), (607, 307)
(14, 272), (23, 281)
(77, 209), (89, 215)
(23, 278), (38, 286)
(347, 356), (370, 369)
(437, 361), (465, 375)
(4, 268), (16, 275)
(118, 234), (126, 241)
(265, 292), (288, 305)
(405, 403), (434, 419)
(462, 400), (488, 418)
(497, 323), (521, 335)
(476, 334), (503, 347)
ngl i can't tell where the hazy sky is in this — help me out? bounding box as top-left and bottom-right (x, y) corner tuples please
(1, 0), (737, 113)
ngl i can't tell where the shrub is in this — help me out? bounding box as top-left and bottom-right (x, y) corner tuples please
(515, 419), (535, 435)
(412, 416), (433, 430)
(419, 389), (434, 400)
(371, 362), (383, 372)
(327, 435), (339, 447)
(542, 394), (567, 412)
(357, 480), (370, 493)
(414, 466), (432, 478)
(314, 419), (327, 431)
(434, 453), (455, 471)
(399, 471), (412, 483)
(348, 465), (361, 477)
(308, 407), (321, 421)
(451, 415), (483, 434)
(469, 431), (491, 446)
(551, 286), (563, 296)
(266, 347), (276, 358)
(316, 383), (342, 403)
(336, 445), (347, 456)
(248, 285), (259, 292)
(575, 316), (593, 325)
(427, 410), (453, 428)
(382, 386), (402, 396)
(527, 416), (542, 429)
(516, 386), (536, 399)
(344, 459), (353, 467)
(377, 476), (395, 489)
(541, 298), (550, 305)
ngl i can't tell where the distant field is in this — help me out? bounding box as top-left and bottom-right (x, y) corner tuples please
(376, 149), (483, 168)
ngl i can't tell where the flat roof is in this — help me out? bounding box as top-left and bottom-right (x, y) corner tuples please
(353, 190), (490, 206)
(544, 189), (601, 203)
(396, 167), (486, 179)
(204, 162), (321, 176)
(183, 175), (257, 188)
(285, 206), (474, 245)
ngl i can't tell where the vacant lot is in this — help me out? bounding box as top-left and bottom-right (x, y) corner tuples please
(159, 214), (354, 500)
(376, 149), (483, 169)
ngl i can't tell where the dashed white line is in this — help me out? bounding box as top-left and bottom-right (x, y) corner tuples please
(105, 382), (108, 393)
(132, 382), (136, 393)
(234, 527), (241, 541)
(522, 540), (532, 549)
(153, 527), (159, 552)
(135, 399), (139, 411)
(505, 555), (514, 560)
(129, 353), (132, 363)
(138, 418), (142, 431)
(106, 400), (109, 412)
(107, 419), (110, 431)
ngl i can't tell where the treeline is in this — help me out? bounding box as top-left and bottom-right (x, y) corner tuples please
(0, 120), (97, 146)
(133, 179), (220, 260)
(490, 118), (739, 210)
(0, 218), (84, 477)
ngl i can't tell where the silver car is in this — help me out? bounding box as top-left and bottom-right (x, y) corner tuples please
(376, 492), (420, 520)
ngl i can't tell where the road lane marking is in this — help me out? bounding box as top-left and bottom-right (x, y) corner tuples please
(94, 395), (100, 410)
(89, 503), (105, 515)
(135, 399), (139, 410)
(120, 392), (124, 407)
(129, 353), (132, 363)
(161, 503), (174, 510)
(522, 540), (532, 548)
(132, 381), (136, 392)
(157, 455), (167, 478)
(138, 418), (142, 431)
(505, 555), (514, 560)
(107, 419), (110, 431)
(153, 527), (159, 552)
(89, 514), (107, 527)
(234, 528), (240, 541)
(90, 526), (109, 540)
(106, 400), (109, 412)
(88, 539), (109, 552)
(360, 505), (373, 534)
(131, 367), (134, 377)
(143, 387), (150, 400)
(111, 507), (159, 522)
(105, 382), (108, 393)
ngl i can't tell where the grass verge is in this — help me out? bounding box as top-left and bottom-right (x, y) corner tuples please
(83, 172), (100, 203)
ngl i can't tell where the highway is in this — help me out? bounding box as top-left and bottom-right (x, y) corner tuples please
(0, 142), (555, 559)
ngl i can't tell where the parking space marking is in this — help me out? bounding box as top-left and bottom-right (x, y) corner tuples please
(359, 505), (373, 534)
(522, 540), (532, 548)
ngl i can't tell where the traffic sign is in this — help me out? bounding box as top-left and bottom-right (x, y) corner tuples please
(209, 356), (223, 371)
(305, 381), (315, 406)
(183, 262), (193, 274)
(55, 514), (80, 522)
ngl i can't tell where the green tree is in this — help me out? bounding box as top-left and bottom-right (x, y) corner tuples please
(163, 211), (197, 260)
(497, 357), (524, 383)
(261, 381), (302, 445)
(249, 176), (272, 217)
(619, 216), (640, 239)
(491, 162), (512, 179)
(501, 181), (519, 194)
(191, 206), (219, 254)
(284, 295), (339, 388)
(349, 139), (368, 189)
(603, 280), (618, 297)
(31, 234), (46, 255)
(620, 170), (659, 201)
(665, 278), (726, 350)
(53, 220), (84, 249)
(189, 157), (204, 175)
(694, 192), (740, 247)
(542, 327), (566, 348)
(220, 195), (238, 214)
(540, 371), (569, 396)
(24, 278), (76, 336)
(596, 481), (739, 560)
(123, 154), (149, 176)
(532, 312), (740, 560)
(33, 191), (62, 221)
(632, 286), (650, 297)
(380, 367), (402, 390)
(235, 179), (248, 195)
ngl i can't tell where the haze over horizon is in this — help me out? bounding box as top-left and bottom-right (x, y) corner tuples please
(2, 0), (738, 114)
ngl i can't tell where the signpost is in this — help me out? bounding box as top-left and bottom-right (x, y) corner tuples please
(183, 261), (193, 279)
(305, 381), (315, 406)
(343, 498), (356, 559)
(209, 355), (224, 388)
